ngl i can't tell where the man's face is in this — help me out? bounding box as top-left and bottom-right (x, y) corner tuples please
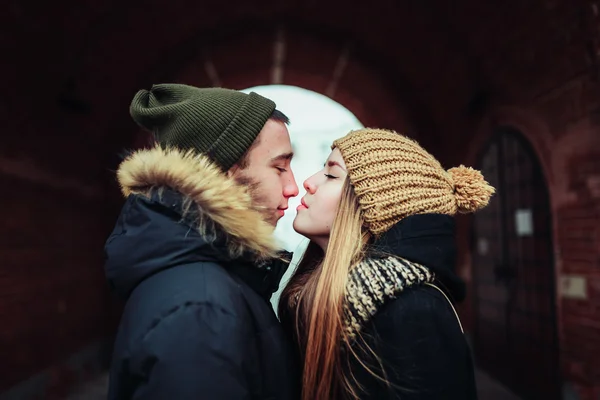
(228, 119), (299, 226)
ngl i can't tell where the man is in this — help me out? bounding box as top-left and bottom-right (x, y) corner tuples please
(104, 84), (299, 399)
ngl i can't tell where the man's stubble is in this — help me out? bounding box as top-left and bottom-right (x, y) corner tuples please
(233, 172), (278, 227)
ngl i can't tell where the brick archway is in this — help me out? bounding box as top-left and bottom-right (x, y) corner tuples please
(455, 105), (559, 332)
(95, 23), (441, 161)
(466, 106), (556, 196)
(460, 106), (565, 396)
(469, 126), (561, 399)
(169, 29), (420, 130)
(6, 0), (600, 396)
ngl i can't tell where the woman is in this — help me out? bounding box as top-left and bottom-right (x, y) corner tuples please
(279, 128), (495, 400)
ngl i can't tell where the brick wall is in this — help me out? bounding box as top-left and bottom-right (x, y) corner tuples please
(0, 162), (122, 397)
(552, 117), (600, 400)
(457, 75), (600, 399)
(443, 1), (600, 397)
(4, 0), (600, 398)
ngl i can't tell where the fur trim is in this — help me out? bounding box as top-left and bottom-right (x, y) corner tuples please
(117, 145), (280, 260)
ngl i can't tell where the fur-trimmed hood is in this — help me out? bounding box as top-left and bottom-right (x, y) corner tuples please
(117, 145), (282, 259)
(104, 145), (288, 299)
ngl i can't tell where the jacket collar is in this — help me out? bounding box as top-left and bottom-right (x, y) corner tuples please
(226, 252), (292, 301)
(370, 213), (465, 301)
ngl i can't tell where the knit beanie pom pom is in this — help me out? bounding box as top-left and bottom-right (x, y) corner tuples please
(448, 165), (496, 214)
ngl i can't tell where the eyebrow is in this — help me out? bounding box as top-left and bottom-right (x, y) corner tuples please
(270, 152), (294, 163)
(325, 160), (347, 172)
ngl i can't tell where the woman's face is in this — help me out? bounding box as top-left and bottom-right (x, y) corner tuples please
(293, 148), (348, 250)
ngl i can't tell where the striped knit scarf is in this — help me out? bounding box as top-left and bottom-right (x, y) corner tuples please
(344, 256), (434, 340)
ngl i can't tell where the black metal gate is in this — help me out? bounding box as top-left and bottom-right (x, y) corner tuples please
(471, 128), (560, 399)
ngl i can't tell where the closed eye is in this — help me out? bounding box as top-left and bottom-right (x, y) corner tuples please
(324, 174), (337, 179)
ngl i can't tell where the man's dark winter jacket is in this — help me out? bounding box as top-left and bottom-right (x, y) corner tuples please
(104, 146), (299, 400)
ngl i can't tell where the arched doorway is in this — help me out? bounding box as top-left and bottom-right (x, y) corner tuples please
(471, 127), (560, 399)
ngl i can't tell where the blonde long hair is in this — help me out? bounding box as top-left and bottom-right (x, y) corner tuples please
(280, 129), (495, 399)
(279, 178), (376, 400)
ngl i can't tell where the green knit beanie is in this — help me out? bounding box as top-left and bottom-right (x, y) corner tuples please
(129, 83), (276, 171)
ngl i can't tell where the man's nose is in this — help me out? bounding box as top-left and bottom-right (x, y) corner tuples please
(283, 171), (299, 198)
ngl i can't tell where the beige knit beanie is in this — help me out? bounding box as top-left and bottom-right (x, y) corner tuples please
(333, 128), (495, 236)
